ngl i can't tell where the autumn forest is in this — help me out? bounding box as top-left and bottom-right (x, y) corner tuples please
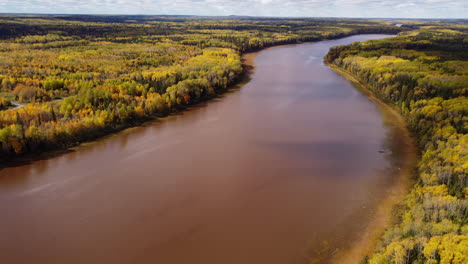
(0, 14), (467, 264)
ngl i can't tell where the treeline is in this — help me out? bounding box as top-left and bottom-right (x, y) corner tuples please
(326, 27), (467, 263)
(0, 15), (402, 45)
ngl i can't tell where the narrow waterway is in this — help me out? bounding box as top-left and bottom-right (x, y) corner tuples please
(0, 35), (412, 264)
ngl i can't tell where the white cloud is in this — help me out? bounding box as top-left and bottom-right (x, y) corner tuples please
(395, 2), (416, 8)
(0, 0), (466, 18)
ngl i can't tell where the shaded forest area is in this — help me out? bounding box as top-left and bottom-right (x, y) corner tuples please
(0, 15), (402, 159)
(326, 26), (468, 263)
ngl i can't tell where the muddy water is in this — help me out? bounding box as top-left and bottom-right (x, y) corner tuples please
(0, 35), (406, 264)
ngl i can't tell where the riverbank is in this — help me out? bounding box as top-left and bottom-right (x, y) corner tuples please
(0, 33), (379, 165)
(0, 48), (258, 168)
(325, 29), (468, 263)
(326, 64), (418, 264)
(240, 39), (414, 263)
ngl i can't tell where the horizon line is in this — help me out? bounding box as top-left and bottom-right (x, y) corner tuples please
(1, 13), (467, 20)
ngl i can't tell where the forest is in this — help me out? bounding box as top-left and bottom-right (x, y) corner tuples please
(326, 26), (468, 263)
(0, 15), (402, 159)
(1, 14), (467, 263)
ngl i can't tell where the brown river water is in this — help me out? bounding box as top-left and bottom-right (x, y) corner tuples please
(0, 35), (413, 264)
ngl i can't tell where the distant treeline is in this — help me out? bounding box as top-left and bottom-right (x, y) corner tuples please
(0, 15), (402, 51)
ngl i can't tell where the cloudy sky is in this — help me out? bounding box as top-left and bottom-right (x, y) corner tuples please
(0, 0), (466, 18)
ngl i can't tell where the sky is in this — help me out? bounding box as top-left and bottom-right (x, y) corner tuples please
(0, 0), (466, 18)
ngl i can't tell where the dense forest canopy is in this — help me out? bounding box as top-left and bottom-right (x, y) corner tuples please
(0, 15), (403, 159)
(326, 26), (468, 263)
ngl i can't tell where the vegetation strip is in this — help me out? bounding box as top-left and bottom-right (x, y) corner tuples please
(325, 26), (467, 263)
(327, 64), (418, 264)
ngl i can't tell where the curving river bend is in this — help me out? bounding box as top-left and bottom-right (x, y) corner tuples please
(0, 35), (415, 264)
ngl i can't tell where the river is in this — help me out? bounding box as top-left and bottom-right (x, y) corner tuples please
(0, 35), (413, 264)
